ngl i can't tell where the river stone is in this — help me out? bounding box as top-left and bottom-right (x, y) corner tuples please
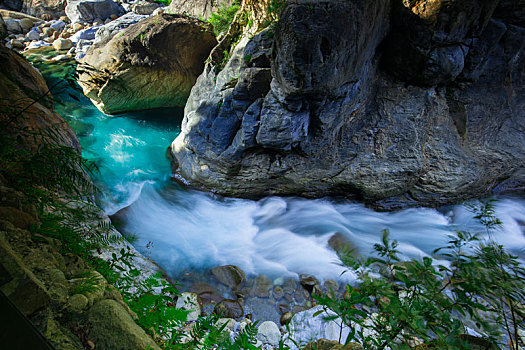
(213, 299), (243, 319)
(19, 17), (34, 32)
(323, 279), (339, 294)
(254, 275), (272, 298)
(131, 0), (162, 15)
(257, 321), (281, 346)
(88, 299), (160, 349)
(299, 274), (319, 294)
(328, 232), (356, 256)
(77, 14), (217, 114)
(190, 282), (223, 305)
(176, 292), (201, 321)
(26, 28), (40, 40)
(289, 306), (351, 345)
(52, 38), (73, 50)
(211, 265), (245, 289)
(280, 311), (292, 326)
(65, 0), (124, 24)
(5, 18), (23, 34)
(93, 12), (146, 44)
(272, 286), (284, 300)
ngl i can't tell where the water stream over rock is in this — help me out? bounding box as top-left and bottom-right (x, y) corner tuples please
(36, 58), (525, 324)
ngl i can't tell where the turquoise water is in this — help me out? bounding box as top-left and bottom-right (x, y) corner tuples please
(39, 64), (525, 284)
(55, 90), (183, 214)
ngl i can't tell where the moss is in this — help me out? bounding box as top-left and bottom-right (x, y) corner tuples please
(0, 206), (37, 229)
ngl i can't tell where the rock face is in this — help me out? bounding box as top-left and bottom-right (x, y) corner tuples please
(77, 13), (217, 114)
(0, 0), (66, 19)
(169, 0), (525, 208)
(65, 0), (124, 24)
(166, 0), (234, 20)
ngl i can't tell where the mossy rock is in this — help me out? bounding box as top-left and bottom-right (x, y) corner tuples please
(0, 206), (36, 229)
(88, 299), (160, 350)
(303, 339), (364, 350)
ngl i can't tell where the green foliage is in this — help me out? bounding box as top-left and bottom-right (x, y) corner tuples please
(315, 199), (525, 349)
(209, 2), (240, 36)
(263, 0), (286, 27)
(152, 0), (170, 5)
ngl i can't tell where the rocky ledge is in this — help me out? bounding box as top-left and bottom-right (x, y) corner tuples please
(169, 0), (525, 208)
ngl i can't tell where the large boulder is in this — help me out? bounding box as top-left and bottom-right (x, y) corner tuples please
(65, 0), (124, 24)
(166, 0), (234, 20)
(169, 0), (525, 208)
(77, 13), (217, 114)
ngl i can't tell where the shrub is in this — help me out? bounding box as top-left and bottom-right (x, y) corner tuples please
(209, 2), (240, 36)
(315, 200), (525, 349)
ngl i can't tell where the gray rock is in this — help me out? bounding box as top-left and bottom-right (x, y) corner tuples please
(131, 0), (162, 15)
(211, 265), (246, 289)
(175, 292), (201, 322)
(93, 12), (146, 44)
(169, 0), (525, 209)
(26, 40), (51, 49)
(5, 18), (22, 34)
(257, 321), (281, 346)
(70, 24), (101, 43)
(26, 28), (40, 40)
(65, 0), (124, 24)
(213, 299), (243, 319)
(78, 14), (217, 114)
(288, 306), (350, 345)
(52, 37), (73, 50)
(49, 19), (65, 31)
(166, 0), (234, 20)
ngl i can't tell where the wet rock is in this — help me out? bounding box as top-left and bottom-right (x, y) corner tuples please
(190, 282), (222, 305)
(328, 232), (356, 257)
(257, 320), (281, 346)
(213, 299), (243, 319)
(88, 299), (160, 350)
(323, 279), (339, 294)
(280, 311), (292, 326)
(77, 14), (217, 114)
(300, 274), (319, 294)
(254, 275), (272, 298)
(211, 264), (246, 289)
(282, 278), (297, 295)
(272, 286), (284, 300)
(65, 0), (124, 24)
(19, 17), (34, 32)
(176, 292), (201, 321)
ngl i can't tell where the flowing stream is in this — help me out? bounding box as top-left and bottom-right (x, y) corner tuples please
(36, 56), (525, 322)
(54, 89), (525, 283)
